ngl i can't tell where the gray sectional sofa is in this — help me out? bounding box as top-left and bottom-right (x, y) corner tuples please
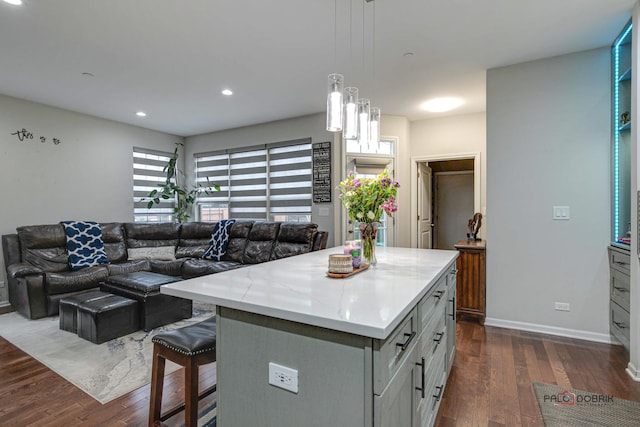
(2, 221), (328, 320)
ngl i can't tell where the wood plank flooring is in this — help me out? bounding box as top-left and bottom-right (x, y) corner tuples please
(1, 320), (638, 426)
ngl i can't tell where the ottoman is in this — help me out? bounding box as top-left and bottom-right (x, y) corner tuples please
(77, 294), (139, 344)
(101, 271), (192, 331)
(59, 290), (112, 333)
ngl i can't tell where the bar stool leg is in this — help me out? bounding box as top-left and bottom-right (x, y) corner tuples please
(185, 358), (199, 427)
(149, 345), (166, 427)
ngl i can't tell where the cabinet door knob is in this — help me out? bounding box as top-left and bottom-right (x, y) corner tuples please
(396, 331), (417, 351)
(434, 290), (444, 300)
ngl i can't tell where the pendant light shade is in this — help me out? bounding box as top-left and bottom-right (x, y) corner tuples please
(326, 74), (344, 132)
(369, 106), (380, 149)
(357, 98), (370, 148)
(343, 87), (359, 140)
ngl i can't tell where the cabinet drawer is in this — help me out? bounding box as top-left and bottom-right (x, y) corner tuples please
(418, 275), (447, 333)
(610, 268), (630, 311)
(417, 341), (446, 427)
(609, 247), (630, 275)
(374, 307), (418, 395)
(610, 301), (630, 351)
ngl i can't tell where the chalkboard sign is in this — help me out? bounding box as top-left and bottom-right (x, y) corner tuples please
(313, 142), (332, 203)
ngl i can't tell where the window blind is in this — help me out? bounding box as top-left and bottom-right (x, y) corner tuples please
(133, 147), (175, 222)
(194, 138), (312, 221)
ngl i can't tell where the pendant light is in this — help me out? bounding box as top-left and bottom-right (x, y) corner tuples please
(343, 87), (359, 139)
(326, 74), (344, 131)
(369, 106), (380, 149)
(357, 98), (370, 149)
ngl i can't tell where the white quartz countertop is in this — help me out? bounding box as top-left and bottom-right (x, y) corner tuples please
(161, 246), (458, 339)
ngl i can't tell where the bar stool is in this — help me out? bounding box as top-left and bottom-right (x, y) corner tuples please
(148, 316), (217, 427)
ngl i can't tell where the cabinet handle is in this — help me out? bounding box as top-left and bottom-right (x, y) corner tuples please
(613, 286), (629, 293)
(415, 357), (426, 398)
(448, 296), (456, 320)
(433, 385), (444, 402)
(614, 260), (629, 266)
(396, 331), (417, 351)
(433, 332), (444, 345)
(434, 290), (444, 300)
(613, 320), (627, 329)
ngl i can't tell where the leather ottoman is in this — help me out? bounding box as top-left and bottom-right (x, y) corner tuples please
(77, 294), (139, 344)
(59, 290), (112, 333)
(101, 271), (192, 331)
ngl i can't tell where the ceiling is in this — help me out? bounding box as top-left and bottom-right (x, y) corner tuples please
(0, 0), (635, 137)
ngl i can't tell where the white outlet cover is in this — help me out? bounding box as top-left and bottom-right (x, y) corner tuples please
(268, 362), (299, 393)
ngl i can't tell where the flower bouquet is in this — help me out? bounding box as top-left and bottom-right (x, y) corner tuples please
(338, 170), (399, 265)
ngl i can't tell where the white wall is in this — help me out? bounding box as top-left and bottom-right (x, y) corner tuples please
(410, 112), (487, 241)
(486, 48), (611, 339)
(0, 94), (181, 302)
(184, 113), (338, 246)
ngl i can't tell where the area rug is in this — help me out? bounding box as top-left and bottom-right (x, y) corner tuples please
(533, 382), (640, 426)
(0, 302), (216, 404)
(187, 402), (216, 427)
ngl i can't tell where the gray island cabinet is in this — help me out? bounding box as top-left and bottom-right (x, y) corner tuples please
(162, 247), (458, 427)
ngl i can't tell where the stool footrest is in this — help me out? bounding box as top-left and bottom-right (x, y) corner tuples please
(158, 384), (217, 422)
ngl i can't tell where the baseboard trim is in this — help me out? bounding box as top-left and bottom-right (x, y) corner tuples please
(0, 301), (13, 315)
(626, 362), (640, 382)
(484, 317), (614, 344)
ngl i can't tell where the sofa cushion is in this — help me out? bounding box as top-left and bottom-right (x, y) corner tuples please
(60, 221), (110, 270)
(270, 223), (318, 260)
(181, 259), (244, 279)
(17, 224), (69, 273)
(107, 260), (150, 276)
(128, 246), (176, 261)
(243, 222), (280, 264)
(101, 223), (127, 263)
(124, 222), (180, 249)
(222, 221), (254, 263)
(45, 265), (109, 295)
(203, 219), (236, 261)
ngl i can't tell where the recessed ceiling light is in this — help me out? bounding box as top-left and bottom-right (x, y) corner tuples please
(82, 72), (94, 77)
(421, 97), (464, 113)
(403, 52), (414, 57)
(136, 111), (147, 117)
(221, 89), (233, 96)
(3, 0), (23, 5)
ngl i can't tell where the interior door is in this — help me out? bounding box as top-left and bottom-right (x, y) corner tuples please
(417, 163), (433, 249)
(434, 172), (473, 249)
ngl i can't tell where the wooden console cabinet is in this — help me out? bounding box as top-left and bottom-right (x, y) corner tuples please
(454, 240), (486, 324)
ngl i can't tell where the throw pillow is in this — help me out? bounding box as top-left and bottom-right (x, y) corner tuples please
(60, 221), (110, 271)
(127, 246), (176, 261)
(202, 219), (236, 261)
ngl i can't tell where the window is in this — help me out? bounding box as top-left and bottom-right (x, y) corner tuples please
(133, 147), (175, 222)
(195, 139), (312, 222)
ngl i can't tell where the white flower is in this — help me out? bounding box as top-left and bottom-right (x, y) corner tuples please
(356, 212), (363, 219)
(367, 211), (375, 220)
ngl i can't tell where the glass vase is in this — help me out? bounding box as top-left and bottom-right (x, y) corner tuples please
(358, 222), (379, 266)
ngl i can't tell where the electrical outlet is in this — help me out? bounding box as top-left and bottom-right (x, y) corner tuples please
(555, 302), (570, 312)
(268, 362), (298, 393)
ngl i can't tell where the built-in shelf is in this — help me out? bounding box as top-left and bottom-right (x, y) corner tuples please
(619, 122), (631, 131)
(619, 67), (632, 82)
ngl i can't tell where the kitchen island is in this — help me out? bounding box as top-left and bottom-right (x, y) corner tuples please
(162, 246), (458, 427)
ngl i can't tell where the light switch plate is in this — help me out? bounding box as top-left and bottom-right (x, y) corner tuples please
(553, 206), (570, 220)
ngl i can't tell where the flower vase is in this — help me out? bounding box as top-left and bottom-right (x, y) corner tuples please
(358, 222), (379, 266)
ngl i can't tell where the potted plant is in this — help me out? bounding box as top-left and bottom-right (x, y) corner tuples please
(144, 142), (220, 223)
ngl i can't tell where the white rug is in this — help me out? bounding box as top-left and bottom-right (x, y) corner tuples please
(0, 302), (216, 404)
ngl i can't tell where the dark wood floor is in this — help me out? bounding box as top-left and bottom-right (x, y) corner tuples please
(1, 320), (638, 426)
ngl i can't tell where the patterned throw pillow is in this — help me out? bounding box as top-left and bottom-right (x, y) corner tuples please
(202, 219), (236, 261)
(60, 221), (110, 271)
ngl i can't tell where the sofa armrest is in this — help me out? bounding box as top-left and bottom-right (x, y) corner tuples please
(7, 262), (44, 279)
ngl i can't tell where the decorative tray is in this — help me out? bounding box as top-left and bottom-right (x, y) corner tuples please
(326, 264), (370, 279)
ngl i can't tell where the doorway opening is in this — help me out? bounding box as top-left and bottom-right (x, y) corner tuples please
(413, 153), (480, 249)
